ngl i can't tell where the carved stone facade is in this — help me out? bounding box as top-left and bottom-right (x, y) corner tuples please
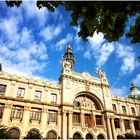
(0, 46), (140, 139)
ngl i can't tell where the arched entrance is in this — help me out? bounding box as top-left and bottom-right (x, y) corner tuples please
(46, 131), (57, 139)
(73, 132), (82, 139)
(97, 134), (105, 139)
(25, 129), (41, 139)
(8, 128), (20, 139)
(86, 133), (93, 139)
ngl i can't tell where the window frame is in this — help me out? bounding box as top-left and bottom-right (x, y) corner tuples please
(0, 84), (7, 94)
(114, 118), (120, 128)
(30, 108), (42, 121)
(11, 105), (24, 120)
(96, 115), (102, 125)
(124, 119), (130, 130)
(34, 90), (42, 100)
(51, 93), (57, 103)
(73, 113), (80, 126)
(48, 110), (57, 124)
(17, 87), (25, 98)
(122, 106), (127, 114)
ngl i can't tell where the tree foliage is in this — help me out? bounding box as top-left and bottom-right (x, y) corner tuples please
(23, 130), (42, 139)
(5, 1), (140, 44)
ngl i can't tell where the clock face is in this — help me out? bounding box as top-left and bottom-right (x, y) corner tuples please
(82, 72), (91, 80)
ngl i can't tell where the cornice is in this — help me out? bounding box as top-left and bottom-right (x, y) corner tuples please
(60, 74), (109, 88)
(0, 72), (60, 90)
(112, 95), (140, 104)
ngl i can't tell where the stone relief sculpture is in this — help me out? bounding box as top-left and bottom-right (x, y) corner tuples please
(74, 96), (99, 110)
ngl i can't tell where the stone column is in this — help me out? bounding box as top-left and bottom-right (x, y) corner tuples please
(120, 119), (125, 132)
(81, 112), (85, 128)
(57, 111), (61, 138)
(2, 104), (12, 125)
(21, 107), (30, 138)
(130, 120), (135, 134)
(62, 111), (67, 139)
(111, 118), (117, 139)
(68, 111), (73, 139)
(106, 117), (112, 139)
(41, 109), (48, 138)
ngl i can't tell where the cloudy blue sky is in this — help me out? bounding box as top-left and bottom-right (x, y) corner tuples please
(0, 1), (140, 97)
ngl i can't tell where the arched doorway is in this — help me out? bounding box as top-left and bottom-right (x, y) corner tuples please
(8, 128), (20, 139)
(46, 131), (57, 139)
(73, 132), (82, 139)
(97, 134), (105, 139)
(86, 133), (93, 139)
(25, 129), (41, 139)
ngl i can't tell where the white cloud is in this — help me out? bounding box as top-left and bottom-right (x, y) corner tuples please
(55, 34), (73, 51)
(97, 43), (114, 66)
(83, 51), (91, 59)
(111, 86), (128, 97)
(115, 43), (136, 74)
(40, 25), (62, 41)
(133, 74), (140, 87)
(84, 32), (114, 66)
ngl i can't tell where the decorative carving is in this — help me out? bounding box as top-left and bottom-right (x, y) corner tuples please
(82, 72), (91, 80)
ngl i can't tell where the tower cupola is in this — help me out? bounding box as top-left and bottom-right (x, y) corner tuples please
(128, 82), (140, 100)
(63, 45), (75, 64)
(61, 45), (75, 73)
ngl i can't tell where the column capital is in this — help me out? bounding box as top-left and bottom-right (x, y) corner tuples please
(5, 104), (12, 109)
(24, 106), (30, 111)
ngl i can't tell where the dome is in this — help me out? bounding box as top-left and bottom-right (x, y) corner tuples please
(128, 82), (140, 100)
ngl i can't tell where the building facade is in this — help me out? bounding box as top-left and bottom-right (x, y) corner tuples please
(0, 46), (140, 139)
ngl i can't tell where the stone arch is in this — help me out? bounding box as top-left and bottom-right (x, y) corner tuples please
(97, 133), (106, 139)
(73, 91), (103, 110)
(8, 127), (20, 139)
(85, 133), (94, 139)
(73, 131), (83, 139)
(25, 128), (42, 139)
(46, 130), (58, 139)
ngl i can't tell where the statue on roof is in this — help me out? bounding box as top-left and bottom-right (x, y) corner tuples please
(96, 68), (106, 78)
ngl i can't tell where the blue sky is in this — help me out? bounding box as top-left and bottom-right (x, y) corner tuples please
(0, 1), (140, 97)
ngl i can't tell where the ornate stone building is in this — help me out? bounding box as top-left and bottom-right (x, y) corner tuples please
(0, 46), (140, 139)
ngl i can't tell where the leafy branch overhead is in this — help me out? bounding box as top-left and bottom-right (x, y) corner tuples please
(5, 1), (140, 44)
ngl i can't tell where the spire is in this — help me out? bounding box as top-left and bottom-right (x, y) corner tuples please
(63, 45), (75, 64)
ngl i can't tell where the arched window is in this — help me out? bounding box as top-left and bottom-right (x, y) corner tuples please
(8, 128), (20, 139)
(86, 133), (93, 139)
(25, 129), (41, 139)
(97, 134), (105, 139)
(46, 131), (57, 139)
(73, 132), (82, 139)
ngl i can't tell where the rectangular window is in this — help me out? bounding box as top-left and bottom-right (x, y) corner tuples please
(34, 90), (42, 100)
(48, 110), (57, 123)
(0, 84), (7, 94)
(124, 120), (130, 130)
(0, 104), (4, 119)
(73, 113), (80, 126)
(122, 106), (126, 114)
(17, 87), (25, 98)
(51, 93), (57, 103)
(11, 105), (24, 119)
(114, 118), (120, 128)
(96, 115), (102, 125)
(134, 120), (140, 130)
(112, 104), (117, 112)
(131, 107), (135, 115)
(85, 114), (90, 127)
(30, 108), (41, 121)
